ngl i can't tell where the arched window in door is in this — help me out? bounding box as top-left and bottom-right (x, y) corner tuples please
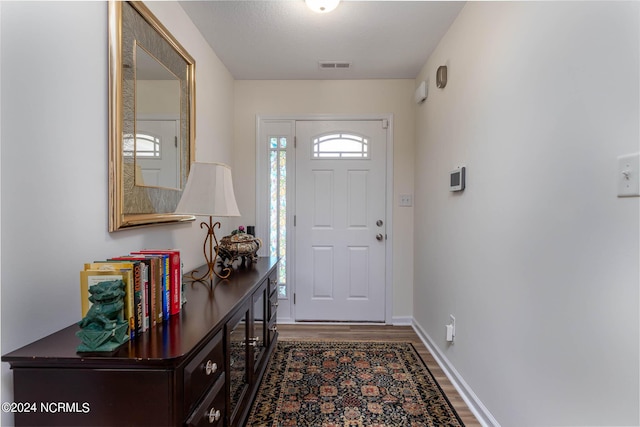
(312, 132), (369, 159)
(123, 133), (162, 158)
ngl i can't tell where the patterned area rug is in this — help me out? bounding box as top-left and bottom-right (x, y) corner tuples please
(247, 341), (464, 426)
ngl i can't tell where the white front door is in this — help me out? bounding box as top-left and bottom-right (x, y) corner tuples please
(295, 120), (387, 321)
(135, 119), (180, 189)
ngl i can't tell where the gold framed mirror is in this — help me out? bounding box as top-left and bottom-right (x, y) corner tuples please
(109, 1), (196, 231)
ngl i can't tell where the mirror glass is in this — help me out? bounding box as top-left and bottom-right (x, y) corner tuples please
(109, 1), (195, 231)
(133, 45), (181, 189)
(252, 291), (265, 371)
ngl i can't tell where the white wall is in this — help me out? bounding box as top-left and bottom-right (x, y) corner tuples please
(414, 2), (639, 426)
(137, 80), (180, 115)
(0, 2), (235, 425)
(233, 80), (416, 320)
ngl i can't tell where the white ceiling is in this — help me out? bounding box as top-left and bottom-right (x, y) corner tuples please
(179, 1), (465, 80)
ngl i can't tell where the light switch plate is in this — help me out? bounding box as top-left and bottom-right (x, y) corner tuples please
(617, 153), (640, 197)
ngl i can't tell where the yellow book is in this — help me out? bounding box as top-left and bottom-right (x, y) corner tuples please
(83, 262), (135, 338)
(79, 270), (123, 318)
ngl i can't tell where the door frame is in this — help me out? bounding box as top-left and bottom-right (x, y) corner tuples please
(256, 114), (394, 324)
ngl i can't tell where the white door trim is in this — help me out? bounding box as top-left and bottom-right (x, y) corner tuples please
(256, 114), (394, 324)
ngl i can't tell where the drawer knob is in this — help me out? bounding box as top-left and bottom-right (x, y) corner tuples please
(205, 360), (218, 375)
(206, 408), (221, 423)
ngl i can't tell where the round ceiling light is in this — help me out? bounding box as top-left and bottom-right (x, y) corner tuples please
(305, 0), (340, 13)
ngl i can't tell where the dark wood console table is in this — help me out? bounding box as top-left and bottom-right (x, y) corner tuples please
(2, 257), (279, 427)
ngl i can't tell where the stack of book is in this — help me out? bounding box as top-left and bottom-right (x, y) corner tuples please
(80, 249), (183, 339)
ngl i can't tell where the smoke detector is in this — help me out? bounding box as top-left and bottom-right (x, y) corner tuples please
(318, 61), (352, 70)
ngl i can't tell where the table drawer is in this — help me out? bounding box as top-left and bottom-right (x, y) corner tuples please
(184, 330), (224, 413)
(185, 374), (226, 427)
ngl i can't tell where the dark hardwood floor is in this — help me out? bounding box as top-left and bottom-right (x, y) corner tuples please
(276, 323), (481, 426)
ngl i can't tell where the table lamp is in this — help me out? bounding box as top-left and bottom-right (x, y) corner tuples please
(175, 162), (241, 281)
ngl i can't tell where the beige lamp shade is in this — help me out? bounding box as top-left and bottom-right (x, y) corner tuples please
(175, 162), (241, 217)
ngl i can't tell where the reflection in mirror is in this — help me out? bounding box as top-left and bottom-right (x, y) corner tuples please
(109, 1), (195, 231)
(134, 44), (181, 190)
(253, 292), (265, 370)
(229, 317), (248, 419)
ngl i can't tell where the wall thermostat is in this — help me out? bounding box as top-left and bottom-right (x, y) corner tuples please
(450, 167), (465, 192)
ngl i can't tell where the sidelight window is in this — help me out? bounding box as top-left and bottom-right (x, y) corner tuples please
(269, 136), (287, 298)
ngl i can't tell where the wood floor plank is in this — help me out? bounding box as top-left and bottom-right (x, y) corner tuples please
(276, 324), (482, 426)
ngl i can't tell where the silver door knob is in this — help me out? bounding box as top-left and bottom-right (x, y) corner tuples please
(376, 234), (384, 241)
(376, 220), (384, 227)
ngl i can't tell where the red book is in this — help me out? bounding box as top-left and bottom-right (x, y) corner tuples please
(133, 250), (182, 316)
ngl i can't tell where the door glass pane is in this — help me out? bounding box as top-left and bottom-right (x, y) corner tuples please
(253, 291), (265, 370)
(229, 315), (247, 416)
(269, 136), (287, 298)
(123, 133), (161, 157)
(278, 150), (286, 288)
(269, 151), (278, 260)
(312, 133), (369, 159)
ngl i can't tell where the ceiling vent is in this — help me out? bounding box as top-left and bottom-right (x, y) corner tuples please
(319, 61), (352, 70)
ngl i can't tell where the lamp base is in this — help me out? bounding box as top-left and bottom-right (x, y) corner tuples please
(188, 216), (232, 282)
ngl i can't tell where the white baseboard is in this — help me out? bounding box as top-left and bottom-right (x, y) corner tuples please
(412, 319), (500, 427)
(391, 316), (413, 325)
